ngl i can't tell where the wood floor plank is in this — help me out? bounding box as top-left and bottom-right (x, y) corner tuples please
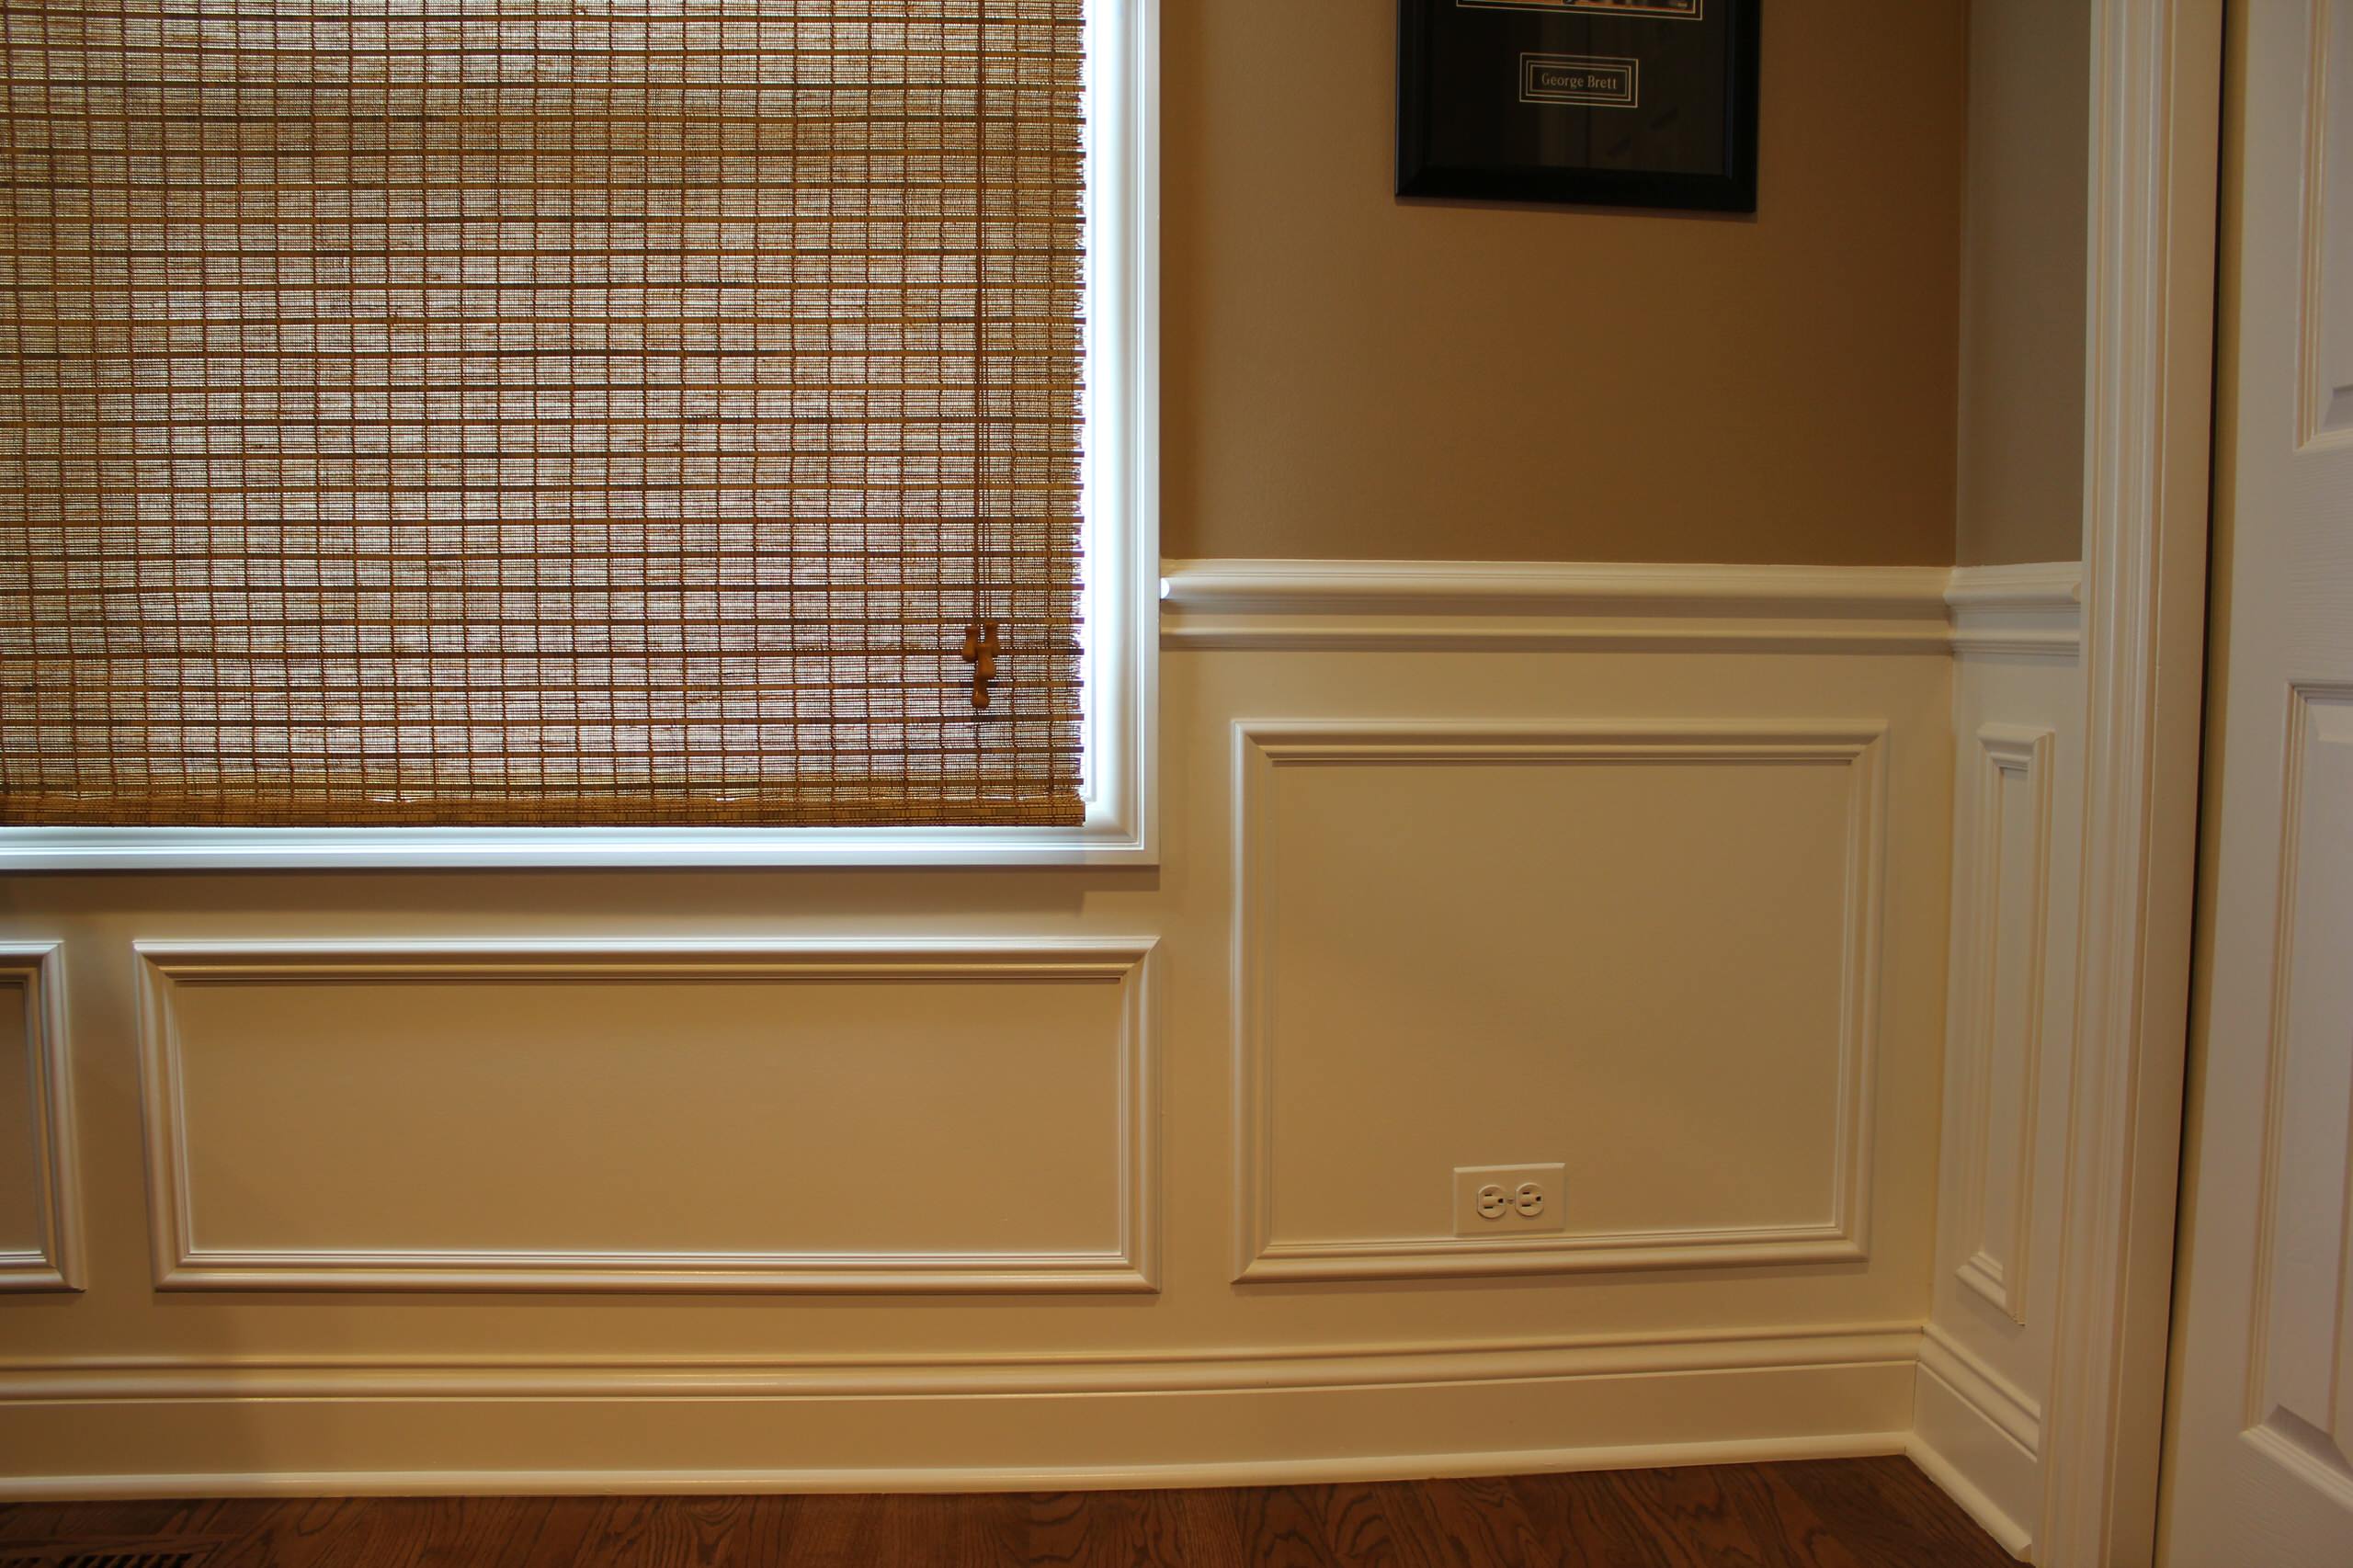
(506, 1496), (614, 1568)
(1228, 1484), (1345, 1567)
(1299, 1481), (1458, 1566)
(1508, 1469), (1680, 1567)
(889, 1489), (1013, 1566)
(0, 1460), (2020, 1567)
(757, 1494), (888, 1568)
(342, 1496), (556, 1568)
(573, 1494), (771, 1568)
(1765, 1458), (2018, 1568)
(983, 1489), (1199, 1568)
(1414, 1475), (1556, 1568)
(1176, 1486), (1254, 1566)
(200, 1496), (381, 1568)
(1605, 1465), (1865, 1568)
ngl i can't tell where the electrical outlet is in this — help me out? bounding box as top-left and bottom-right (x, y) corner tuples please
(1452, 1163), (1566, 1236)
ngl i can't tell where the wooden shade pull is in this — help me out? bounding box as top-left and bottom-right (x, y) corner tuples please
(961, 620), (1004, 709)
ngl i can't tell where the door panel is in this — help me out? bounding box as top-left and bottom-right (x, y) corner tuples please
(2160, 2), (2353, 1562)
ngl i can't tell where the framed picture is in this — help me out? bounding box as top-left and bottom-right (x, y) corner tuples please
(1397, 0), (1760, 212)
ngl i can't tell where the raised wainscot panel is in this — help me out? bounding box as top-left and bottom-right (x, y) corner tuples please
(134, 939), (1157, 1292)
(1233, 722), (1886, 1281)
(0, 943), (78, 1291)
(1951, 725), (2056, 1324)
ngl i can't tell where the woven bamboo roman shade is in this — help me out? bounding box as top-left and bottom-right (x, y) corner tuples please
(0, 0), (1086, 828)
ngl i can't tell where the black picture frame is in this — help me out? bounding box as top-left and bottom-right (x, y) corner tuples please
(1397, 0), (1760, 213)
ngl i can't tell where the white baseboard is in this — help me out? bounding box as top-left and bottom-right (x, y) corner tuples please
(1910, 1327), (2041, 1560)
(0, 1327), (1917, 1500)
(1906, 1433), (2034, 1561)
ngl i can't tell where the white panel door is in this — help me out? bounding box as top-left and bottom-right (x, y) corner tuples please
(2159, 3), (2353, 1563)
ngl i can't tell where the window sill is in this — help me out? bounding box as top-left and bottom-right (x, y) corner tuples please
(0, 815), (1155, 872)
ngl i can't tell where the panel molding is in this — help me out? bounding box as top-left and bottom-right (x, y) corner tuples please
(1231, 722), (1888, 1282)
(1952, 725), (2057, 1324)
(133, 938), (1159, 1293)
(0, 943), (79, 1292)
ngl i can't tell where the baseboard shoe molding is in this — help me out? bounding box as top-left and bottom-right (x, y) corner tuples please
(0, 1432), (1916, 1504)
(1905, 1433), (2034, 1561)
(0, 1325), (1918, 1499)
(1158, 558), (2085, 657)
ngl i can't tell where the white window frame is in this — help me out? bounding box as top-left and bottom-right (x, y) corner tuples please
(0, 0), (1159, 871)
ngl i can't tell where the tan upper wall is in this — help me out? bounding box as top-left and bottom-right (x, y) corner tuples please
(1955, 0), (2092, 566)
(1161, 0), (1969, 565)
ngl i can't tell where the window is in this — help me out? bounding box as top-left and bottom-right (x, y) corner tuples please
(0, 0), (1155, 867)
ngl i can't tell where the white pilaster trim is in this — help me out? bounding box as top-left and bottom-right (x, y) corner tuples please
(2041, 1), (2223, 1562)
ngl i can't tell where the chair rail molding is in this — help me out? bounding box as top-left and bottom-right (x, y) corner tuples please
(0, 943), (80, 1293)
(1160, 559), (1957, 653)
(1229, 720), (1889, 1282)
(132, 937), (1160, 1294)
(2040, 0), (2223, 1562)
(1947, 562), (2086, 660)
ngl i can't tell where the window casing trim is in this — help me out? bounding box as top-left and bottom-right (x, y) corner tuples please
(0, 0), (1159, 871)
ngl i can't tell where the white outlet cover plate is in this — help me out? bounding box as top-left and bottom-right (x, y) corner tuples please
(1451, 1163), (1567, 1237)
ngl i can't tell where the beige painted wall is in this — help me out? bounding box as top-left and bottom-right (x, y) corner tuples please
(1163, 0), (1969, 564)
(1955, 0), (2092, 566)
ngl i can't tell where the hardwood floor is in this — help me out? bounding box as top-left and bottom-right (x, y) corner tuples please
(0, 1460), (2015, 1566)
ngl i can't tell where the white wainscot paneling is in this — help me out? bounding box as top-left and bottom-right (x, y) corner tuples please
(1951, 726), (2055, 1324)
(0, 944), (78, 1291)
(2244, 685), (2353, 1497)
(1232, 722), (1887, 1281)
(134, 939), (1158, 1292)
(1913, 563), (2086, 1560)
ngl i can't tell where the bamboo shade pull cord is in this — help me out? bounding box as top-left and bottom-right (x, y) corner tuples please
(0, 0), (1089, 828)
(964, 0), (1000, 711)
